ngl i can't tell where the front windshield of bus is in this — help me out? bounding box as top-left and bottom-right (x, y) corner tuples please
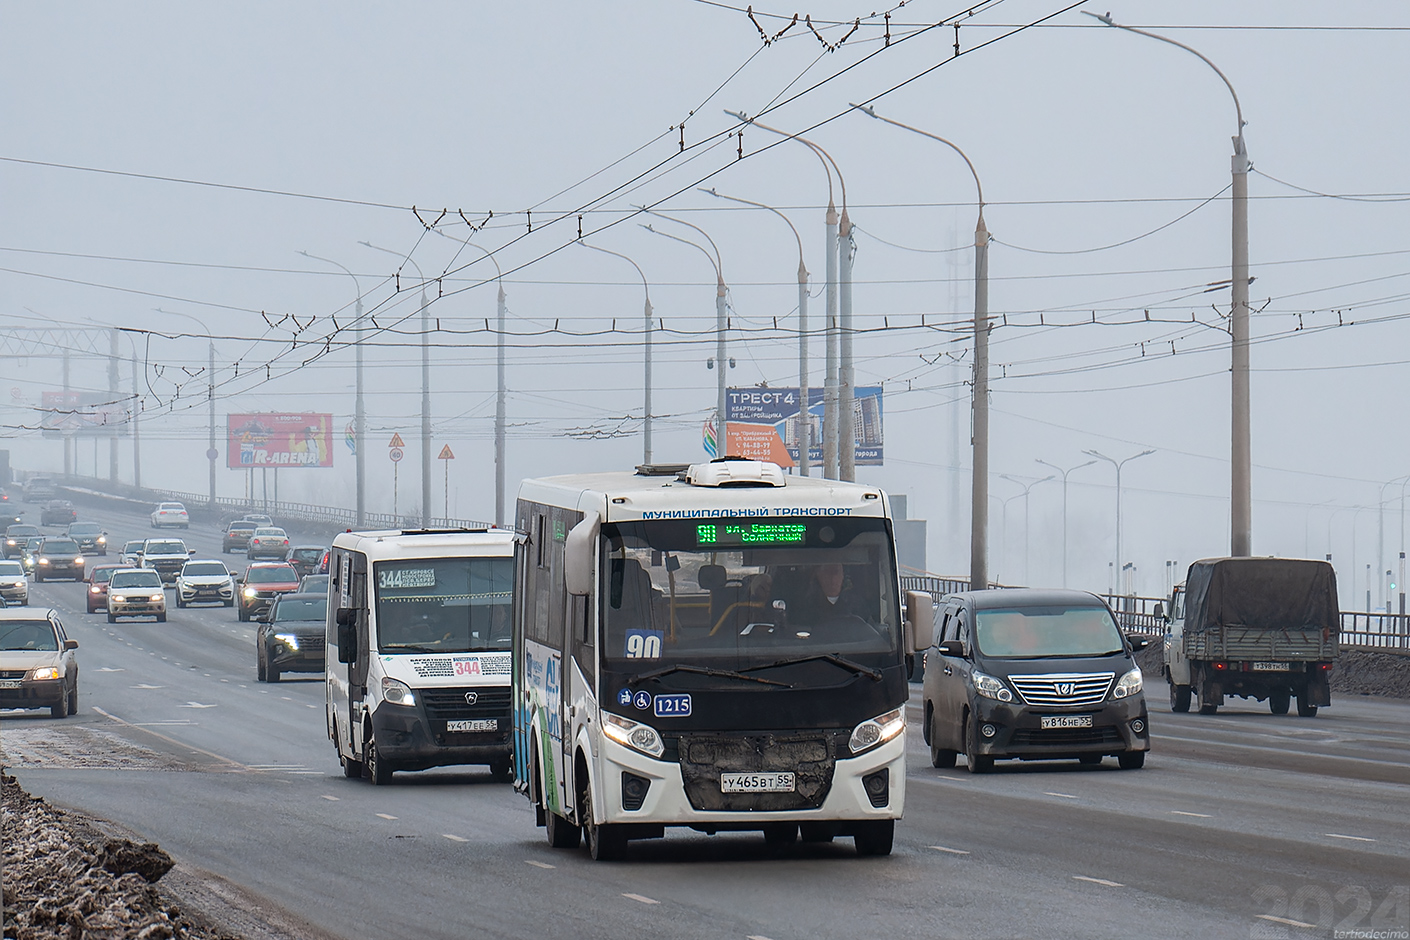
(601, 517), (899, 674)
(974, 606), (1125, 658)
(374, 557), (512, 653)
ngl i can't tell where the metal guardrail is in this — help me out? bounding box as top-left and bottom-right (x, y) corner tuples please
(902, 576), (1410, 652)
(51, 474), (494, 533)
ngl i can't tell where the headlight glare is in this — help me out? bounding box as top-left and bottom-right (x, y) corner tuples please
(381, 676), (416, 706)
(29, 666), (61, 680)
(849, 707), (905, 754)
(274, 633), (300, 650)
(149, 593), (164, 602)
(243, 587), (256, 598)
(602, 711), (664, 758)
(973, 670), (1015, 702)
(1113, 667), (1144, 700)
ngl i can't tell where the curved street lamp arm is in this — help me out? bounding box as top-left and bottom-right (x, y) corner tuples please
(849, 104), (984, 214)
(638, 208), (723, 278)
(577, 240), (650, 302)
(698, 187), (804, 277)
(1084, 11), (1244, 137)
(359, 240), (424, 282)
(639, 224), (720, 284)
(723, 110), (842, 213)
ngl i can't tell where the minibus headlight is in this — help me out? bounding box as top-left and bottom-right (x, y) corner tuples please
(602, 711), (664, 759)
(973, 670), (1015, 703)
(849, 707), (905, 755)
(381, 676), (416, 707)
(1112, 668), (1144, 700)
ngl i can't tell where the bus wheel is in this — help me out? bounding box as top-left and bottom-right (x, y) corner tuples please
(582, 784), (626, 861)
(365, 735), (394, 785)
(854, 819), (894, 857)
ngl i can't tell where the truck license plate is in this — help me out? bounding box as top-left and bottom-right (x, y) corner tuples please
(447, 719), (497, 733)
(1040, 715), (1093, 729)
(720, 772), (795, 793)
(1251, 662), (1290, 671)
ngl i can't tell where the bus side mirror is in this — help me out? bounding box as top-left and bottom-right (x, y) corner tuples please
(565, 511), (600, 598)
(905, 591), (934, 653)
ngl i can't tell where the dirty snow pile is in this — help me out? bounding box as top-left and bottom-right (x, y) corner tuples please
(1, 773), (236, 940)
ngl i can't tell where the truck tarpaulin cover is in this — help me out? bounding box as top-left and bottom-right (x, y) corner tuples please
(1183, 558), (1339, 634)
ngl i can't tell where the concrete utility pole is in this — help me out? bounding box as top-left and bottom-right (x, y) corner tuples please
(577, 241), (655, 465)
(851, 104), (989, 590)
(699, 188), (810, 475)
(838, 210), (856, 481)
(1037, 458), (1097, 588)
(299, 251), (365, 526)
(1085, 448), (1155, 597)
(108, 329), (120, 483)
(640, 212), (728, 458)
(1091, 13), (1251, 557)
(361, 242), (432, 527)
(724, 111), (845, 479)
(62, 348), (72, 477)
(130, 348), (141, 489)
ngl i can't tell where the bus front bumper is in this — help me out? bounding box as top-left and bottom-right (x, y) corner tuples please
(371, 701), (511, 772)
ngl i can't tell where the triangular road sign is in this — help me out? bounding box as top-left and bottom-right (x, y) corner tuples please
(438, 445), (455, 460)
(388, 433), (405, 448)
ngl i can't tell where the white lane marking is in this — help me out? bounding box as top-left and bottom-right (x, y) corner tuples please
(320, 795), (340, 801)
(95, 667), (124, 672)
(525, 860), (555, 869)
(135, 721), (193, 727)
(288, 771), (326, 775)
(376, 813), (398, 820)
(1256, 914), (1316, 929)
(1073, 876), (1124, 888)
(443, 834), (469, 843)
(131, 684), (164, 689)
(747, 936), (775, 940)
(220, 678), (229, 683)
(928, 845), (971, 855)
(1170, 811), (1212, 818)
(280, 696), (292, 701)
(622, 893), (659, 905)
(1325, 833), (1376, 843)
(306, 704), (318, 709)
(1045, 792), (1078, 799)
(180, 702), (218, 709)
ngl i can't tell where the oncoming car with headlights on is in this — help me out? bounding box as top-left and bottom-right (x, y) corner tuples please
(257, 592), (327, 682)
(918, 589), (1151, 773)
(0, 608), (79, 718)
(237, 563), (300, 622)
(106, 568), (167, 623)
(33, 537), (85, 582)
(175, 559), (235, 608)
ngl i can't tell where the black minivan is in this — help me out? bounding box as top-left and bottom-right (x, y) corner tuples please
(920, 589), (1151, 772)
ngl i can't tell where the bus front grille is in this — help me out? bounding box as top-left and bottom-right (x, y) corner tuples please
(676, 731), (838, 812)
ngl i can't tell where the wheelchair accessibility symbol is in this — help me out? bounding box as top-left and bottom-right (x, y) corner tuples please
(633, 690), (652, 711)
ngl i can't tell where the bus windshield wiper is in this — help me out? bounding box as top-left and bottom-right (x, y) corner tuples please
(629, 663), (791, 688)
(741, 653), (883, 682)
(380, 643), (444, 654)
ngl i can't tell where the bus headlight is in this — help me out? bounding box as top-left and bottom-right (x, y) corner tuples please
(381, 676), (416, 707)
(849, 707), (905, 755)
(1112, 668), (1144, 700)
(602, 712), (664, 759)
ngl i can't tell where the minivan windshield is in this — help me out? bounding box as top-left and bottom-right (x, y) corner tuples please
(374, 557), (512, 653)
(975, 606), (1125, 658)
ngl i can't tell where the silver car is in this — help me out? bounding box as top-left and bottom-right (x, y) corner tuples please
(0, 559), (28, 606)
(176, 559), (235, 608)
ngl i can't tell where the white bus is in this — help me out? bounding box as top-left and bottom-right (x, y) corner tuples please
(326, 528), (516, 785)
(513, 459), (907, 859)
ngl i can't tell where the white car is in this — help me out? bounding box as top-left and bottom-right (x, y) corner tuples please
(151, 502), (190, 529)
(175, 559), (235, 608)
(0, 559), (28, 606)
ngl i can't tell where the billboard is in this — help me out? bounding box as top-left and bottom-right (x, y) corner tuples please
(39, 391), (131, 438)
(227, 413), (334, 468)
(725, 386), (882, 468)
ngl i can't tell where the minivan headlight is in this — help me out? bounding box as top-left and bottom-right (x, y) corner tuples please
(1112, 668), (1144, 700)
(973, 670), (1015, 703)
(601, 711), (664, 759)
(849, 707), (905, 754)
(381, 676), (416, 706)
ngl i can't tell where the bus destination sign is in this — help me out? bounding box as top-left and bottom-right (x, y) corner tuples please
(696, 522), (807, 547)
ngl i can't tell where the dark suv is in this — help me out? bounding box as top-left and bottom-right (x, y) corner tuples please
(33, 537), (86, 582)
(920, 589), (1151, 773)
(256, 592), (328, 682)
(66, 522), (108, 555)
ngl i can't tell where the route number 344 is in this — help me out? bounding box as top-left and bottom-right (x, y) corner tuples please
(1250, 884), (1408, 938)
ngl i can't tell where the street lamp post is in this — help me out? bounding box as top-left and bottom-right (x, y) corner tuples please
(641, 212), (728, 457)
(299, 251), (366, 526)
(851, 104), (990, 592)
(1084, 448), (1155, 598)
(576, 241), (655, 465)
(725, 111), (848, 480)
(999, 474), (1053, 587)
(1090, 13), (1251, 557)
(1036, 458), (1097, 587)
(360, 242), (432, 527)
(700, 188), (811, 475)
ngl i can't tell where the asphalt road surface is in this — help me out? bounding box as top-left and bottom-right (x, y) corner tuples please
(4, 502), (1408, 940)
